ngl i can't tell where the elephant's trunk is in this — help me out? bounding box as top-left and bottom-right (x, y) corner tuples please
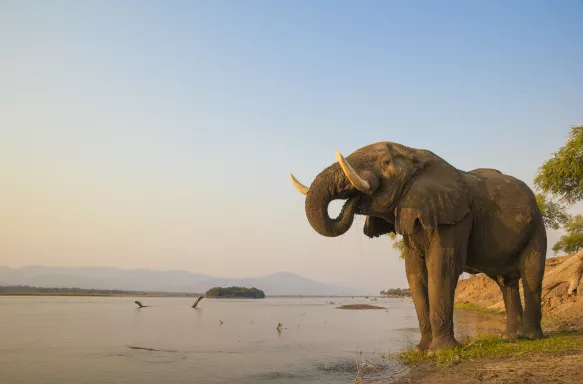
(304, 165), (359, 237)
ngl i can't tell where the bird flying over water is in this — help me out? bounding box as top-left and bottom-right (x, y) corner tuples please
(192, 296), (204, 308)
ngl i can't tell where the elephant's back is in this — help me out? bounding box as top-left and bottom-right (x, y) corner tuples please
(469, 168), (503, 175)
(470, 170), (538, 228)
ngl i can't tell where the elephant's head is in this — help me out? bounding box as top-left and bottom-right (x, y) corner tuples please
(290, 142), (470, 238)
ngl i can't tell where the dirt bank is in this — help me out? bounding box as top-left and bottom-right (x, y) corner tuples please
(392, 348), (583, 384)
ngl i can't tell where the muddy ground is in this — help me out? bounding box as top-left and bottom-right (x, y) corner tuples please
(391, 349), (583, 384)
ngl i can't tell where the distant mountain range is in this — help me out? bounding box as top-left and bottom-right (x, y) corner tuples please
(0, 266), (365, 296)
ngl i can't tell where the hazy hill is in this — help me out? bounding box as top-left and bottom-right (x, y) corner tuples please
(0, 267), (364, 296)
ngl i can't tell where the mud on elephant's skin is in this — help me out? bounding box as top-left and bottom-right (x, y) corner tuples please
(290, 142), (546, 353)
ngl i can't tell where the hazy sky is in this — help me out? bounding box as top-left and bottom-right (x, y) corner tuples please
(1, 1), (582, 293)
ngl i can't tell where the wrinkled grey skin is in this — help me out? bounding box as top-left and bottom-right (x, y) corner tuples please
(294, 142), (546, 353)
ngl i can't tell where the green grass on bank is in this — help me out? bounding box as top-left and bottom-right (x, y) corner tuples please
(454, 301), (502, 314)
(392, 330), (583, 367)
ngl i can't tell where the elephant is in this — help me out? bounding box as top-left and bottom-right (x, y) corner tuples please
(290, 142), (546, 353)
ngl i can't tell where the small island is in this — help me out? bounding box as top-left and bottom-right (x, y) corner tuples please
(380, 288), (411, 298)
(337, 304), (386, 310)
(205, 286), (265, 299)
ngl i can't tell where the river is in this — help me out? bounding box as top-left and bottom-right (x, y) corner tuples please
(0, 296), (503, 383)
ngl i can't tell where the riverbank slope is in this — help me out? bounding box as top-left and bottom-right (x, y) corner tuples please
(455, 253), (583, 330)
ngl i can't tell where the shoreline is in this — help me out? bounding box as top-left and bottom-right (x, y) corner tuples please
(387, 301), (583, 384)
(0, 292), (189, 297)
(0, 292), (366, 298)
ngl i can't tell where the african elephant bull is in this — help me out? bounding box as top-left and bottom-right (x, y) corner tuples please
(290, 142), (546, 353)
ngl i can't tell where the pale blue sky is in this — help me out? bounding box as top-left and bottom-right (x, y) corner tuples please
(1, 1), (582, 293)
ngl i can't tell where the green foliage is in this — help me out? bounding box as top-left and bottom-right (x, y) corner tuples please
(564, 213), (583, 233)
(535, 125), (583, 204)
(387, 232), (405, 259)
(552, 214), (583, 255)
(381, 288), (411, 297)
(393, 331), (583, 367)
(454, 302), (501, 314)
(205, 286), (265, 298)
(535, 193), (570, 230)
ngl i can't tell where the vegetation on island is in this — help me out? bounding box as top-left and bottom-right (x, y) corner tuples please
(380, 288), (411, 297)
(205, 286), (265, 298)
(338, 304), (386, 310)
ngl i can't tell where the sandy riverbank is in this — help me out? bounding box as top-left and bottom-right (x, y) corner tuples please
(391, 347), (583, 384)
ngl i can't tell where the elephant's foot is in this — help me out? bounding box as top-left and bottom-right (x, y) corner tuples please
(415, 336), (432, 353)
(501, 331), (517, 340)
(502, 326), (522, 340)
(518, 326), (543, 340)
(427, 338), (460, 355)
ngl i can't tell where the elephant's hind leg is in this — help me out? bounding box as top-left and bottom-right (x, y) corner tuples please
(519, 220), (547, 339)
(493, 275), (523, 339)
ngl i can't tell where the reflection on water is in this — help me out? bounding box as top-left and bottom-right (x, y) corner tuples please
(454, 307), (505, 339)
(0, 296), (502, 383)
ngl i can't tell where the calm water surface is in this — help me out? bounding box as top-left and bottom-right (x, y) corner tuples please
(0, 296), (503, 383)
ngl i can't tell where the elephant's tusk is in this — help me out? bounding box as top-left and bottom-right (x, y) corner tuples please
(290, 173), (309, 195)
(335, 151), (370, 193)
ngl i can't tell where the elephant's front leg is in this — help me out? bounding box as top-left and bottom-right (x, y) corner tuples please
(404, 247), (432, 352)
(425, 221), (470, 353)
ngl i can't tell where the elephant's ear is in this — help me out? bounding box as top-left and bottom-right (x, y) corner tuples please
(395, 160), (470, 235)
(364, 216), (395, 238)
